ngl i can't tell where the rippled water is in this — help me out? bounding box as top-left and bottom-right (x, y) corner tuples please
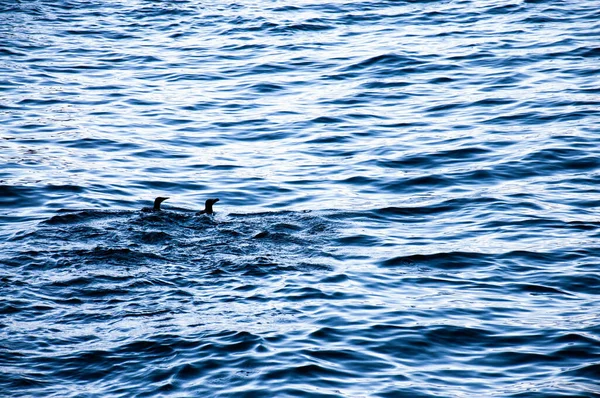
(2, 0), (600, 396)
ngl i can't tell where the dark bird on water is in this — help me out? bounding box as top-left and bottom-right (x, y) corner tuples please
(142, 196), (169, 212)
(198, 198), (219, 215)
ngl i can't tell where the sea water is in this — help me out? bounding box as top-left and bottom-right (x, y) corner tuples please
(1, 1), (600, 396)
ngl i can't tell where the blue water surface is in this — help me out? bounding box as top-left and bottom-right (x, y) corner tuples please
(1, 0), (600, 396)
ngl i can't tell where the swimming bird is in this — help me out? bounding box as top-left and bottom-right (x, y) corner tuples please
(142, 196), (169, 212)
(198, 198), (219, 215)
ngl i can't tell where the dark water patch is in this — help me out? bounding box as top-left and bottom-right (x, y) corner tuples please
(134, 149), (191, 159)
(372, 196), (499, 219)
(374, 146), (492, 170)
(264, 362), (355, 382)
(519, 147), (600, 172)
(306, 134), (352, 144)
(514, 283), (574, 297)
(480, 217), (594, 233)
(486, 4), (524, 15)
(336, 234), (381, 247)
(0, 47), (27, 56)
(498, 249), (592, 269)
(275, 23), (335, 33)
(155, 72), (226, 83)
(563, 363), (600, 379)
(345, 53), (424, 71)
(249, 82), (284, 93)
(380, 251), (491, 269)
(44, 210), (123, 225)
(125, 98), (163, 107)
(98, 55), (162, 65)
(76, 246), (166, 266)
(0, 185), (46, 208)
(361, 80), (412, 89)
(17, 98), (66, 106)
(63, 137), (140, 151)
(213, 118), (268, 128)
(7, 208), (338, 279)
(378, 174), (453, 194)
(63, 29), (106, 37)
(140, 230), (171, 244)
(246, 62), (294, 75)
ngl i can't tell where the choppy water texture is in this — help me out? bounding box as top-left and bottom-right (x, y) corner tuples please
(2, 0), (600, 396)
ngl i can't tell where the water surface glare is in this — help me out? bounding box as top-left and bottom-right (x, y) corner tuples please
(1, 0), (600, 397)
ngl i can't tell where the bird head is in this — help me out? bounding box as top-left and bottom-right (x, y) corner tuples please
(153, 196), (169, 210)
(204, 198), (219, 213)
